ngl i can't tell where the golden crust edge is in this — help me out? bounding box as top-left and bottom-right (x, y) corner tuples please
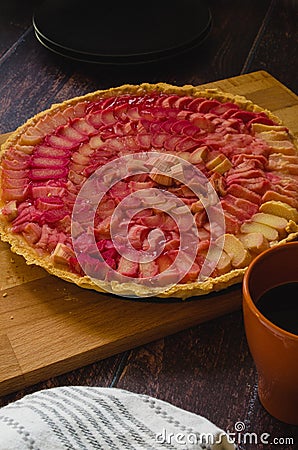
(0, 82), (298, 300)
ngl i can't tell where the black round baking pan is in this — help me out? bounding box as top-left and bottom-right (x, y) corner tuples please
(33, 0), (212, 64)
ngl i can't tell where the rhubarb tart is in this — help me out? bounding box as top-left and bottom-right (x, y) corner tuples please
(1, 83), (298, 299)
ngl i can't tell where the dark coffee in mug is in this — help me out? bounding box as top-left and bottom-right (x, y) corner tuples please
(256, 282), (298, 335)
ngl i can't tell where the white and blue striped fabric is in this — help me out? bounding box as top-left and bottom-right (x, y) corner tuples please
(0, 387), (235, 450)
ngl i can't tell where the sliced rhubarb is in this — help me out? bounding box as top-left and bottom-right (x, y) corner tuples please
(2, 177), (28, 189)
(226, 184), (261, 204)
(170, 119), (191, 134)
(173, 96), (192, 109)
(1, 157), (29, 171)
(22, 223), (42, 245)
(31, 157), (69, 168)
(117, 256), (139, 277)
(46, 135), (79, 150)
(139, 261), (159, 278)
(1, 200), (18, 221)
(30, 167), (68, 181)
(197, 100), (220, 113)
(51, 243), (75, 265)
(175, 136), (201, 152)
(35, 145), (70, 158)
(2, 187), (29, 202)
(35, 197), (64, 211)
(128, 225), (149, 250)
(58, 124), (86, 142)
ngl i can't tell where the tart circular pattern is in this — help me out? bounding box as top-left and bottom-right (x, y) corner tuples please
(1, 83), (298, 299)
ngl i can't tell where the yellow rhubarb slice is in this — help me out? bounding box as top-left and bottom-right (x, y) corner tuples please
(240, 221), (278, 241)
(251, 212), (288, 237)
(238, 232), (269, 253)
(259, 201), (298, 222)
(215, 234), (252, 269)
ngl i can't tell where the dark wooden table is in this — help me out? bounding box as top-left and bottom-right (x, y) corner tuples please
(0, 1), (298, 449)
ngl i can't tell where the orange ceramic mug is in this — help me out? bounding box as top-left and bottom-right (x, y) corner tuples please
(242, 241), (298, 425)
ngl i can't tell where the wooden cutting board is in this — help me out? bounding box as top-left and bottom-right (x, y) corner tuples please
(1, 71), (297, 396)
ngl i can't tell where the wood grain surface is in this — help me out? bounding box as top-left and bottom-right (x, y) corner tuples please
(1, 2), (298, 449)
(0, 70), (297, 399)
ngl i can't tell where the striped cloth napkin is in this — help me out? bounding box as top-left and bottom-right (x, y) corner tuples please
(0, 387), (235, 450)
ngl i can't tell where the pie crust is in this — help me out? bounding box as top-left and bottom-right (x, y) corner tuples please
(1, 83), (298, 299)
